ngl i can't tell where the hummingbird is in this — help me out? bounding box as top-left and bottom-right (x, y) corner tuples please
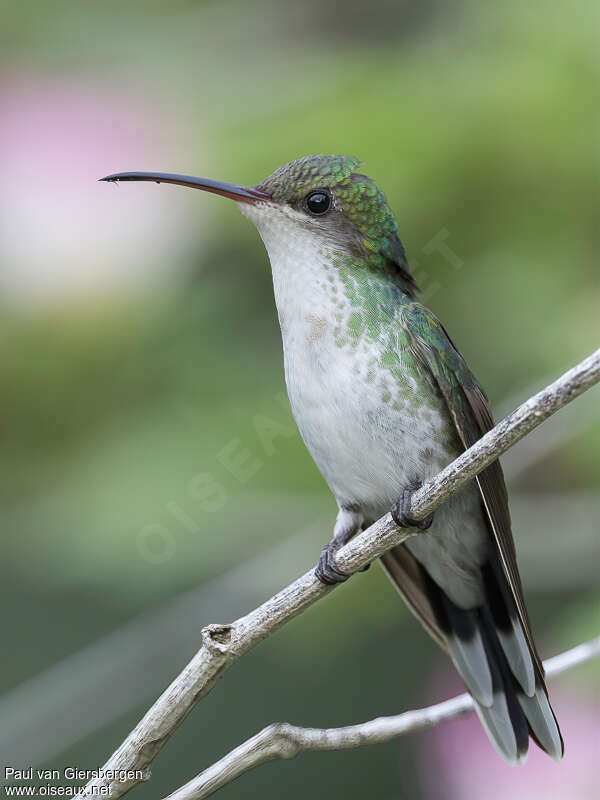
(101, 155), (563, 764)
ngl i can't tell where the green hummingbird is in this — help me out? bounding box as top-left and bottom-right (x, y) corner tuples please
(101, 155), (563, 764)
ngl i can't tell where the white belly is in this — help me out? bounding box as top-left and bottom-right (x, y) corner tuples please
(284, 326), (435, 513)
(282, 308), (488, 608)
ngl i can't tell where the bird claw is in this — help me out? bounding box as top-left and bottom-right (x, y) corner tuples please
(391, 487), (434, 531)
(315, 543), (371, 585)
(315, 543), (351, 585)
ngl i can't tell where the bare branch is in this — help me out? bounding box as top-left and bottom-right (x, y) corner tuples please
(163, 636), (600, 800)
(74, 347), (600, 800)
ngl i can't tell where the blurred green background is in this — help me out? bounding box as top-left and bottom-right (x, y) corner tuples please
(1, 1), (598, 798)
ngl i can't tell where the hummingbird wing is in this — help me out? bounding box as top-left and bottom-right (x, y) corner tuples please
(400, 301), (542, 671)
(381, 301), (562, 761)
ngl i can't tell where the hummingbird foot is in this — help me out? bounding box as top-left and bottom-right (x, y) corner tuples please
(391, 485), (434, 531)
(315, 508), (365, 585)
(315, 542), (351, 585)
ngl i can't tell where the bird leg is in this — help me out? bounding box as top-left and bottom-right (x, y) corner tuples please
(391, 482), (434, 530)
(315, 508), (364, 585)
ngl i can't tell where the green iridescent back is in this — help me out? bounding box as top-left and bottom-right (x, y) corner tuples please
(256, 155), (418, 296)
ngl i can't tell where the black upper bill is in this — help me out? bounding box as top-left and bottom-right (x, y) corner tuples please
(98, 171), (272, 203)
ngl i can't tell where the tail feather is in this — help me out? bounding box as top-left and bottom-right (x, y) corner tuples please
(480, 562), (563, 759)
(442, 604), (493, 707)
(496, 622), (535, 698)
(482, 562), (536, 696)
(518, 684), (564, 761)
(478, 606), (530, 763)
(474, 683), (528, 764)
(422, 564), (562, 763)
(380, 547), (563, 763)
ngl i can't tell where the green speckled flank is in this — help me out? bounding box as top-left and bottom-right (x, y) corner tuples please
(347, 311), (363, 339)
(325, 258), (462, 439)
(336, 255), (407, 343)
(326, 258), (437, 416)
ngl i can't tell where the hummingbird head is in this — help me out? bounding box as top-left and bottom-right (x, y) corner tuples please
(100, 154), (417, 296)
(249, 154), (417, 296)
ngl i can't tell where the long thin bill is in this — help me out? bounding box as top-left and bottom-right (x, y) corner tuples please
(99, 171), (271, 203)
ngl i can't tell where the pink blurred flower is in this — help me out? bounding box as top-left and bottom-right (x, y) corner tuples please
(419, 685), (599, 799)
(0, 74), (209, 304)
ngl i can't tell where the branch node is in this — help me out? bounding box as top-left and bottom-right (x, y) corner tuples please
(202, 624), (233, 654)
(266, 723), (300, 760)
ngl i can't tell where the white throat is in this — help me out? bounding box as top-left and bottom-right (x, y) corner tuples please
(238, 202), (340, 339)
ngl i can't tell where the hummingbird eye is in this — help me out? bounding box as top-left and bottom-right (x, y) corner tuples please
(304, 190), (331, 216)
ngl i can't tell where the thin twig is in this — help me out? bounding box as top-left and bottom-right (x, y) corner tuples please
(75, 348), (600, 800)
(163, 636), (600, 800)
